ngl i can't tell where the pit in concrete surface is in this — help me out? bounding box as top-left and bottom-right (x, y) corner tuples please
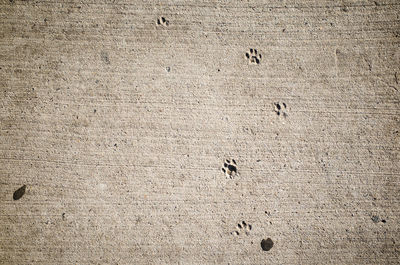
(261, 238), (274, 251)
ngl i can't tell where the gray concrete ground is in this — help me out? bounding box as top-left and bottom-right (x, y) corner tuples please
(1, 0), (399, 264)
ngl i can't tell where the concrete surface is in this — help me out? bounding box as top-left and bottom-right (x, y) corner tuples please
(1, 0), (399, 264)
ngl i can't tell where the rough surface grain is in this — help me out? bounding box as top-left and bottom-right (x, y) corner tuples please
(0, 0), (399, 264)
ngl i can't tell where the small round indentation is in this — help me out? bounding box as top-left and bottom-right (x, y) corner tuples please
(261, 238), (274, 251)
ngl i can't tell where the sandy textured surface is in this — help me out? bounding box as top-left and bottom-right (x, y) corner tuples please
(1, 0), (399, 264)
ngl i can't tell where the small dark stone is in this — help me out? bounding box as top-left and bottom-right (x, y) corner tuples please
(13, 185), (26, 200)
(261, 238), (274, 251)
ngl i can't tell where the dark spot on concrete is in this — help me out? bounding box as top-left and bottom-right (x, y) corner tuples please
(13, 185), (26, 200)
(261, 238), (274, 251)
(94, 109), (96, 113)
(166, 66), (171, 72)
(100, 51), (110, 64)
(371, 215), (380, 223)
(62, 213), (66, 220)
(382, 219), (386, 223)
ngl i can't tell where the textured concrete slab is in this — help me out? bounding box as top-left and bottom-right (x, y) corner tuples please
(0, 0), (399, 264)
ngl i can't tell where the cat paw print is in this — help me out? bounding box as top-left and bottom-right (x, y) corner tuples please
(231, 221), (252, 236)
(245, 48), (262, 65)
(274, 102), (287, 117)
(221, 159), (237, 178)
(157, 16), (169, 27)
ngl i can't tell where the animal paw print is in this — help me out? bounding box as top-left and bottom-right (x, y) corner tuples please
(157, 16), (169, 27)
(245, 48), (262, 65)
(231, 221), (252, 236)
(274, 102), (287, 117)
(221, 159), (237, 178)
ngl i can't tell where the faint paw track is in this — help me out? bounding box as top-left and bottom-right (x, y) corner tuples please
(245, 49), (262, 64)
(274, 102), (287, 117)
(231, 221), (252, 236)
(157, 16), (169, 27)
(221, 159), (237, 178)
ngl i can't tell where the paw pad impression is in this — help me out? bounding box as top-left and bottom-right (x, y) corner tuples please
(157, 16), (169, 27)
(245, 48), (262, 64)
(274, 102), (287, 117)
(221, 159), (237, 178)
(231, 221), (252, 236)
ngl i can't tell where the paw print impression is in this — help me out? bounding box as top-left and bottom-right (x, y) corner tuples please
(231, 221), (252, 236)
(221, 159), (237, 178)
(157, 16), (169, 27)
(245, 48), (262, 65)
(274, 102), (287, 117)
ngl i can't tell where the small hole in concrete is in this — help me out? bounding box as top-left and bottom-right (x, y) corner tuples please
(261, 238), (274, 251)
